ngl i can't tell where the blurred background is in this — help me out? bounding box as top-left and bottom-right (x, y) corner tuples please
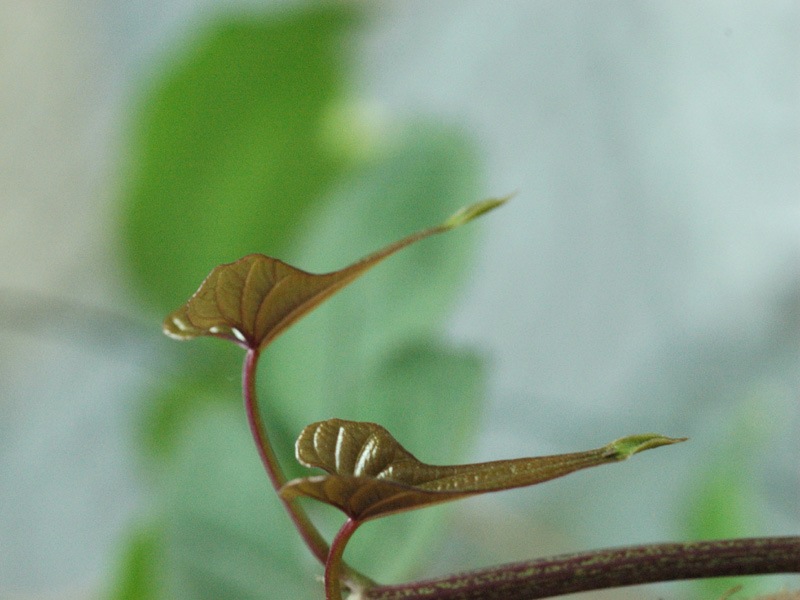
(1, 1), (798, 599)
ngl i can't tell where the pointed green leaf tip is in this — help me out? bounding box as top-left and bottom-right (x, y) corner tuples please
(442, 195), (510, 230)
(603, 433), (688, 460)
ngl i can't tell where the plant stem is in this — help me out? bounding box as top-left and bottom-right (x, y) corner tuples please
(242, 348), (375, 592)
(326, 519), (361, 600)
(364, 536), (800, 600)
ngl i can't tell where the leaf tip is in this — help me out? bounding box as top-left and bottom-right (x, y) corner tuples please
(605, 433), (688, 460)
(441, 194), (512, 230)
(162, 304), (198, 341)
(278, 481), (300, 502)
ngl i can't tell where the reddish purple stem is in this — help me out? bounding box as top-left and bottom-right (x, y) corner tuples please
(365, 536), (800, 600)
(242, 348), (375, 591)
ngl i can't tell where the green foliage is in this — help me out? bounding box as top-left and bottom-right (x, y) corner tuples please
(106, 4), (781, 600)
(316, 340), (485, 577)
(263, 124), (484, 429)
(137, 371), (240, 461)
(112, 4), (490, 598)
(254, 128), (490, 581)
(163, 405), (319, 600)
(683, 396), (773, 599)
(105, 525), (167, 600)
(119, 4), (358, 314)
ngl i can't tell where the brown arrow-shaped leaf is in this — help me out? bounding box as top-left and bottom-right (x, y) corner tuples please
(280, 419), (686, 522)
(162, 197), (507, 350)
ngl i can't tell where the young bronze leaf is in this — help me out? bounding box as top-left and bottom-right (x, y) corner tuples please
(163, 197), (507, 350)
(280, 419), (686, 522)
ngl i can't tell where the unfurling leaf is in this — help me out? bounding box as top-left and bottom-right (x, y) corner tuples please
(162, 197), (508, 350)
(280, 419), (686, 522)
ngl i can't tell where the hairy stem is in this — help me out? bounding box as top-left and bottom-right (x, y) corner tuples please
(242, 349), (375, 592)
(326, 519), (361, 600)
(364, 536), (800, 600)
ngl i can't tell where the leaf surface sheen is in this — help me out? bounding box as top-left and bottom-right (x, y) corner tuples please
(281, 419), (686, 522)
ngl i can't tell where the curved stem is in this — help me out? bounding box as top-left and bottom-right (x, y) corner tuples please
(364, 536), (800, 600)
(242, 348), (375, 592)
(243, 349), (286, 489)
(326, 519), (361, 600)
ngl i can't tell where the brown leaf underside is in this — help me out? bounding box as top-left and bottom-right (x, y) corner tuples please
(162, 198), (508, 350)
(164, 255), (348, 348)
(280, 419), (685, 522)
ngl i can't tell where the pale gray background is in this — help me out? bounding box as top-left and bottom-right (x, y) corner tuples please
(1, 1), (798, 598)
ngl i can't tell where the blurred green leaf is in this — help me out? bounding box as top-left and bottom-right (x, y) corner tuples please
(684, 396), (773, 598)
(134, 336), (241, 462)
(119, 4), (360, 313)
(109, 405), (317, 600)
(336, 341), (485, 579)
(163, 404), (319, 599)
(262, 122), (483, 427)
(116, 2), (490, 591)
(138, 374), (239, 462)
(104, 524), (167, 600)
(251, 123), (486, 579)
(149, 343), (484, 588)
